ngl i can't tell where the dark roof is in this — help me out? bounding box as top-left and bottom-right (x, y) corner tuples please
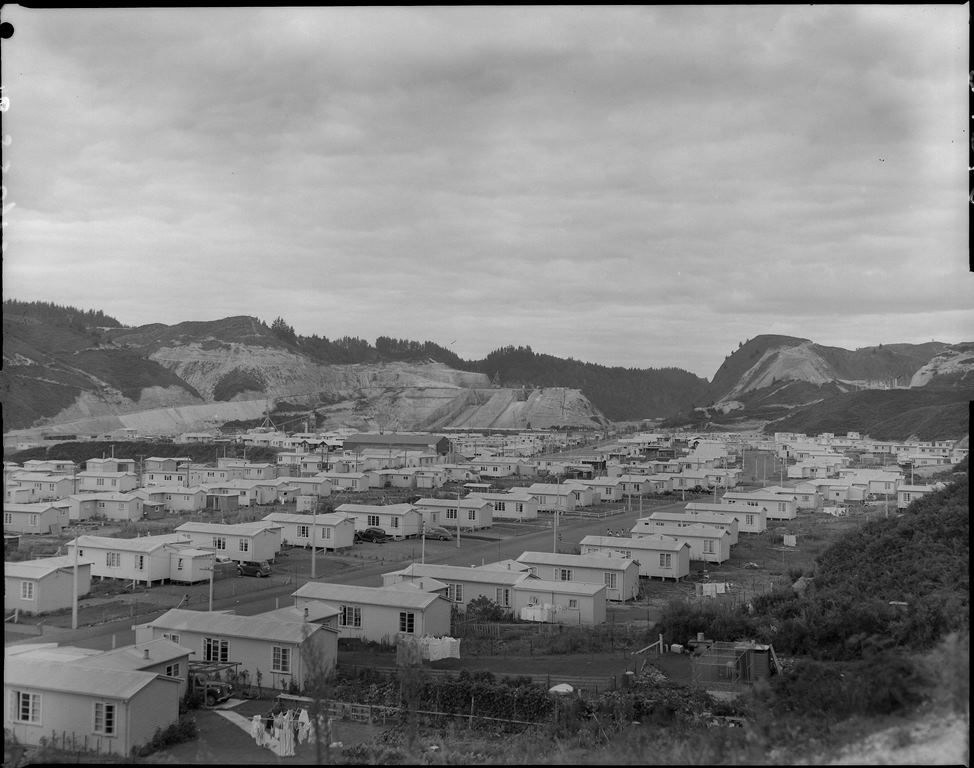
(343, 433), (451, 451)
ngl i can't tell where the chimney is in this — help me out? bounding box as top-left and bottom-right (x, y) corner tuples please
(303, 607), (309, 622)
(143, 648), (150, 660)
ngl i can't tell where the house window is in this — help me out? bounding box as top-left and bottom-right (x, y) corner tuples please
(96, 478), (105, 486)
(94, 702), (116, 735)
(604, 572), (617, 589)
(29, 515), (38, 526)
(703, 540), (715, 554)
(447, 583), (464, 603)
(176, 558), (184, 571)
(165, 663), (180, 677)
(212, 537), (227, 551)
(746, 501), (758, 507)
(467, 510), (476, 521)
(516, 503), (524, 513)
(367, 515), (380, 527)
(272, 646), (291, 674)
(745, 514), (755, 526)
(239, 539), (249, 552)
(495, 501), (506, 512)
(391, 517), (399, 529)
(445, 508), (457, 520)
(297, 525), (310, 539)
(558, 569), (573, 581)
(203, 637), (229, 662)
(659, 553), (672, 569)
(106, 552), (121, 568)
(20, 581), (34, 600)
(399, 612), (415, 634)
(97, 502), (106, 510)
(136, 555), (145, 571)
(3, 513), (10, 525)
(569, 599), (578, 609)
(495, 587), (511, 607)
(11, 691), (41, 724)
(163, 632), (180, 644)
(777, 503), (786, 512)
(322, 527), (331, 539)
(339, 605), (362, 627)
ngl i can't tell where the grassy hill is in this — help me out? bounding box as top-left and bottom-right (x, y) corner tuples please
(764, 388), (972, 440)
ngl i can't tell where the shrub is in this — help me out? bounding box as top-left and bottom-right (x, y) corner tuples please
(135, 715), (199, 756)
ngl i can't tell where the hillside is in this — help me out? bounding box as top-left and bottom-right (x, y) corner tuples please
(763, 389), (972, 441)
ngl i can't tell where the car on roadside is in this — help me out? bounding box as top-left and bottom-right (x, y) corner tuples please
(423, 525), (453, 541)
(237, 560), (272, 577)
(190, 674), (233, 707)
(354, 527), (391, 543)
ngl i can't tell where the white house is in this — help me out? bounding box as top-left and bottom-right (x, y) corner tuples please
(411, 497), (494, 530)
(465, 491), (540, 521)
(173, 522), (283, 563)
(3, 502), (69, 535)
(5, 472), (76, 502)
(578, 535), (691, 580)
(382, 562), (530, 614)
(5, 556), (94, 614)
(514, 551), (640, 602)
(630, 521), (732, 564)
(720, 489), (798, 520)
(334, 503), (423, 538)
(574, 478), (624, 502)
(135, 607), (339, 691)
(683, 502), (767, 533)
(896, 484), (942, 510)
(261, 511), (356, 550)
(4, 647), (182, 756)
(70, 492), (145, 522)
(644, 509), (740, 545)
(318, 472), (371, 492)
(521, 483), (578, 512)
(65, 534), (213, 586)
(77, 471), (139, 494)
(512, 580), (607, 626)
(292, 582), (451, 644)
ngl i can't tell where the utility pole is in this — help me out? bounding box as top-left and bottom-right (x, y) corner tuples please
(456, 487), (461, 549)
(421, 520), (426, 564)
(311, 506), (317, 579)
(71, 527), (79, 630)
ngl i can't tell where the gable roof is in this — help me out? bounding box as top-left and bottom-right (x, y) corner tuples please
(631, 521), (730, 538)
(262, 511), (355, 526)
(515, 551), (638, 572)
(513, 579), (607, 596)
(175, 521), (281, 536)
(388, 563), (530, 587)
(65, 533), (189, 552)
(292, 582), (442, 609)
(5, 555), (94, 579)
(144, 608), (324, 643)
(579, 534), (690, 552)
(335, 503), (417, 516)
(79, 638), (191, 670)
(4, 655), (161, 699)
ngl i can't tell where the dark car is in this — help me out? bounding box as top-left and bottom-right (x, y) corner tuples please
(423, 525), (453, 541)
(237, 560), (272, 577)
(355, 527), (391, 543)
(191, 674), (233, 707)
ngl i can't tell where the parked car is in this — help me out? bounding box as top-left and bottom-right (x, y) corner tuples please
(190, 674), (233, 707)
(355, 527), (391, 543)
(237, 560), (272, 577)
(423, 525), (453, 541)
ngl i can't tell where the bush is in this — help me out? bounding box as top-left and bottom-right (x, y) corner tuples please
(135, 715), (199, 756)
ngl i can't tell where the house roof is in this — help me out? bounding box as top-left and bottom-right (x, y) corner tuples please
(579, 534), (689, 552)
(513, 579), (606, 596)
(262, 512), (354, 526)
(293, 582), (441, 609)
(4, 656), (161, 699)
(390, 563), (530, 587)
(5, 555), (94, 579)
(253, 604), (341, 623)
(631, 521), (729, 538)
(476, 559), (533, 572)
(3, 503), (59, 514)
(145, 608), (325, 643)
(384, 576), (449, 593)
(175, 522), (282, 536)
(80, 638), (192, 670)
(335, 503), (417, 516)
(65, 533), (190, 552)
(413, 497), (490, 509)
(515, 551), (638, 572)
(649, 510), (738, 526)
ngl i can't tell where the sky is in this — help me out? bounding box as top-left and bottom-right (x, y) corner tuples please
(1, 5), (970, 379)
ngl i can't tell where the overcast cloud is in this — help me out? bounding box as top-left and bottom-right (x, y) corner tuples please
(1, 5), (969, 378)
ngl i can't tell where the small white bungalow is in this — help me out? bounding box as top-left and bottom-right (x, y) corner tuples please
(5, 556), (94, 614)
(287, 476), (334, 498)
(514, 551), (640, 602)
(3, 502), (69, 535)
(411, 497), (494, 530)
(173, 522), (283, 563)
(261, 511), (357, 550)
(383, 562), (530, 614)
(76, 471), (139, 494)
(465, 491), (539, 521)
(644, 510), (739, 545)
(574, 478), (624, 502)
(683, 502), (767, 533)
(135, 607), (338, 691)
(720, 489), (798, 520)
(521, 483), (579, 512)
(512, 580), (607, 626)
(318, 472), (371, 492)
(65, 534), (212, 586)
(292, 582), (451, 644)
(578, 534), (691, 580)
(896, 484), (942, 509)
(631, 521), (732, 564)
(334, 503), (423, 539)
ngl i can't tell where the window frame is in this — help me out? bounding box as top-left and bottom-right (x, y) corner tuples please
(93, 701), (116, 736)
(20, 581), (35, 600)
(11, 690), (41, 725)
(399, 611), (415, 634)
(272, 646), (291, 674)
(202, 637), (230, 662)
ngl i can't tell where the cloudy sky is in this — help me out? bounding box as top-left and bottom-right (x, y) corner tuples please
(1, 6), (969, 379)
